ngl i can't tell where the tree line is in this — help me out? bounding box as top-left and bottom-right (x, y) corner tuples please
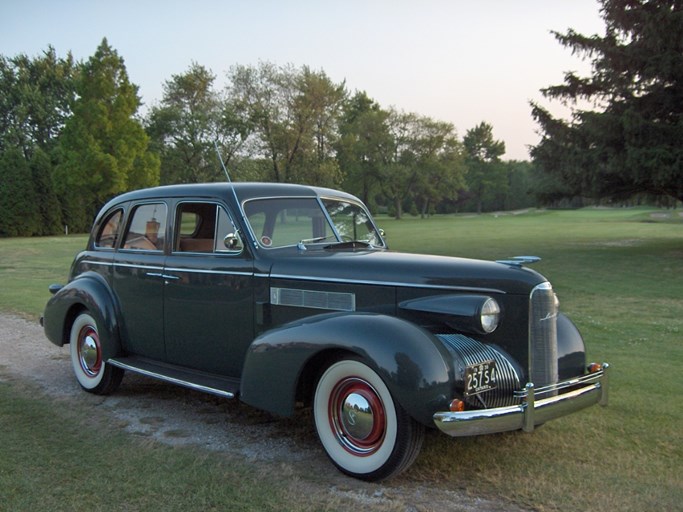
(1, 0), (680, 237)
(1, 41), (533, 237)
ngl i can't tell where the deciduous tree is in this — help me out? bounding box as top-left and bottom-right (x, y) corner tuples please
(147, 63), (251, 184)
(336, 91), (392, 209)
(463, 122), (506, 214)
(0, 47), (76, 158)
(228, 62), (346, 186)
(382, 111), (466, 218)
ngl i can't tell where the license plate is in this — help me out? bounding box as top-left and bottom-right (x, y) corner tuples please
(465, 360), (497, 396)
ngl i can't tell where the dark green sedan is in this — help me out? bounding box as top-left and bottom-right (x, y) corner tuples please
(42, 183), (609, 481)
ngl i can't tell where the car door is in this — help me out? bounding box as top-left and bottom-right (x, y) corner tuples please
(162, 201), (254, 377)
(113, 201), (168, 360)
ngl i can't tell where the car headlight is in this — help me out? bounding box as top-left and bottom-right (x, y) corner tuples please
(480, 298), (501, 333)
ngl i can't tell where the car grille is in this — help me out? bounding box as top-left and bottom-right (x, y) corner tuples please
(437, 334), (521, 408)
(529, 282), (559, 391)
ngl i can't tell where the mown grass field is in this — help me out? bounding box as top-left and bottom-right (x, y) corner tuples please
(1, 207), (681, 511)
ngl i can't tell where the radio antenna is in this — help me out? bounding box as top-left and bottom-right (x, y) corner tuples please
(213, 140), (258, 250)
(214, 140), (231, 183)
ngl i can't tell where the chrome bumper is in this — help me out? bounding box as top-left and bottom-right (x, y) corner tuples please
(433, 364), (609, 437)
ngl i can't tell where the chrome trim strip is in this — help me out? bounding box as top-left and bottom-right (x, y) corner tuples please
(107, 359), (236, 399)
(269, 273), (505, 294)
(83, 261), (252, 277)
(164, 267), (253, 277)
(433, 364), (609, 437)
(82, 260), (114, 268)
(114, 262), (164, 271)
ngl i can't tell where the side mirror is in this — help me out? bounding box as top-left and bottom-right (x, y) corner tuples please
(223, 232), (243, 252)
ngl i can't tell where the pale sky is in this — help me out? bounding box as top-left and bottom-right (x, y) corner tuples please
(1, 0), (605, 161)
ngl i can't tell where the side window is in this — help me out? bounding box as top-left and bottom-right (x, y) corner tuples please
(123, 203), (167, 251)
(175, 203), (243, 254)
(95, 209), (123, 249)
(216, 206), (243, 253)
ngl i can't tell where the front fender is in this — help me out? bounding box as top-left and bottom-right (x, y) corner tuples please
(239, 312), (455, 426)
(42, 272), (122, 360)
(557, 313), (587, 379)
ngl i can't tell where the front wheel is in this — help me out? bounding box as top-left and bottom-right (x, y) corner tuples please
(313, 358), (424, 481)
(69, 312), (123, 395)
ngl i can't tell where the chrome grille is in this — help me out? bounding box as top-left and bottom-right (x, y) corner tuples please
(529, 282), (559, 389)
(270, 287), (355, 312)
(437, 334), (521, 408)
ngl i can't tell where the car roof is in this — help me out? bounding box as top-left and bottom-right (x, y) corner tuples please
(101, 182), (361, 208)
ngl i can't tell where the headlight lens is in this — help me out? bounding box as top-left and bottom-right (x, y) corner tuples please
(480, 298), (501, 333)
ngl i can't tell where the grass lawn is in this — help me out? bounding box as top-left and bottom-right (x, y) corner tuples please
(1, 207), (681, 511)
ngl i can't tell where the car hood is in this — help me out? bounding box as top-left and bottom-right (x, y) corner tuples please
(265, 248), (546, 296)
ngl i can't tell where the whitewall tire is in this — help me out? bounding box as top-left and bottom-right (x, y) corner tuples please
(313, 358), (424, 481)
(69, 312), (123, 395)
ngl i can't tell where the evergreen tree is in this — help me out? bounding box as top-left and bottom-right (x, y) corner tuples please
(30, 148), (63, 235)
(55, 38), (159, 225)
(531, 0), (683, 203)
(0, 147), (40, 236)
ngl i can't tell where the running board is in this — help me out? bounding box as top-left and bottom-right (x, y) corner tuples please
(108, 356), (239, 399)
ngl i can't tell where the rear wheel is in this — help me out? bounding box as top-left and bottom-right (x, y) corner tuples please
(313, 358), (424, 481)
(69, 312), (123, 395)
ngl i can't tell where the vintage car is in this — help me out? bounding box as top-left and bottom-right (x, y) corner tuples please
(42, 182), (609, 481)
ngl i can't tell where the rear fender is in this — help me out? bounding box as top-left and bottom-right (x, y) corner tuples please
(239, 312), (455, 426)
(42, 272), (122, 360)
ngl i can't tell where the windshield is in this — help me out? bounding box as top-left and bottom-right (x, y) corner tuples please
(243, 196), (384, 249)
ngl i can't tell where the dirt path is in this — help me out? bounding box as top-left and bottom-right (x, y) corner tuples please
(0, 313), (530, 512)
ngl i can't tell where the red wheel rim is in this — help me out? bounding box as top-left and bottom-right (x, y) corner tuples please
(77, 325), (102, 378)
(328, 377), (387, 456)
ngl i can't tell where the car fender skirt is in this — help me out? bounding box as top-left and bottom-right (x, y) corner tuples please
(240, 312), (454, 426)
(42, 272), (122, 360)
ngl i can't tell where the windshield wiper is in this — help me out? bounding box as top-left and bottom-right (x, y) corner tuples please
(323, 240), (372, 251)
(299, 235), (338, 244)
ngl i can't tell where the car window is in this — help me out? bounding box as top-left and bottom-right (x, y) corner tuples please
(215, 206), (243, 253)
(322, 198), (385, 247)
(122, 203), (167, 251)
(244, 198), (334, 248)
(175, 202), (243, 254)
(95, 209), (123, 249)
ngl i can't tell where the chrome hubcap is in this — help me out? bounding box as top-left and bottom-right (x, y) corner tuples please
(78, 327), (101, 377)
(341, 392), (373, 440)
(330, 377), (386, 455)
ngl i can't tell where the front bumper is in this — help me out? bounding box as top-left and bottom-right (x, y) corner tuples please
(433, 363), (609, 437)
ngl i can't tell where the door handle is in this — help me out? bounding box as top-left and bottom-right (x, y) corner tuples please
(146, 272), (180, 281)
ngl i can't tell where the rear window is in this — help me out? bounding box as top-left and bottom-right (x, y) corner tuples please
(95, 209), (123, 249)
